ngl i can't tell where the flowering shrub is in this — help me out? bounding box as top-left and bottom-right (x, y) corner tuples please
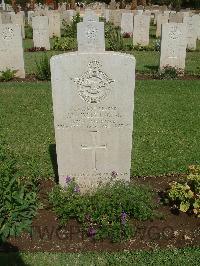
(155, 65), (183, 80)
(165, 165), (200, 217)
(49, 177), (156, 242)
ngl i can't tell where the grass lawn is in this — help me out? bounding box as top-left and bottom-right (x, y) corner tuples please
(23, 38), (200, 76)
(0, 80), (200, 179)
(1, 247), (200, 265)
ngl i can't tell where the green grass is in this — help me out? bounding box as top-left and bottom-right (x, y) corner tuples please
(0, 80), (200, 179)
(23, 38), (200, 75)
(132, 80), (200, 176)
(1, 247), (200, 265)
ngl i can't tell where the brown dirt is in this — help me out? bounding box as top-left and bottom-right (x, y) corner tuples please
(1, 174), (200, 253)
(0, 74), (199, 83)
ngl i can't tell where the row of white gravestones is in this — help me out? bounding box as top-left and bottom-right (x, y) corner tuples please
(50, 16), (136, 192)
(160, 23), (187, 71)
(32, 16), (50, 50)
(0, 24), (25, 78)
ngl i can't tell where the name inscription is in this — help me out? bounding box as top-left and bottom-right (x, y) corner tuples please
(56, 105), (130, 129)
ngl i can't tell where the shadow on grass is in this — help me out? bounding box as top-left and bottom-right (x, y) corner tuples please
(144, 65), (159, 72)
(0, 242), (27, 266)
(49, 144), (59, 183)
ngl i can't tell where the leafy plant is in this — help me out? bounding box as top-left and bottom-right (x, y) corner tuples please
(166, 165), (200, 217)
(52, 37), (77, 51)
(35, 53), (51, 80)
(25, 24), (33, 39)
(106, 28), (126, 51)
(0, 69), (16, 82)
(62, 13), (82, 38)
(0, 138), (38, 243)
(49, 178), (156, 242)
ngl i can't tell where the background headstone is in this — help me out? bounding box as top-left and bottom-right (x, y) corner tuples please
(77, 21), (105, 52)
(83, 10), (99, 22)
(121, 12), (133, 35)
(160, 23), (187, 71)
(0, 24), (25, 78)
(48, 11), (61, 38)
(133, 14), (151, 46)
(156, 13), (169, 37)
(183, 16), (197, 50)
(32, 16), (50, 50)
(10, 12), (25, 39)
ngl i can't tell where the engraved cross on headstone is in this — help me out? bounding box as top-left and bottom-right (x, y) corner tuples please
(81, 131), (107, 171)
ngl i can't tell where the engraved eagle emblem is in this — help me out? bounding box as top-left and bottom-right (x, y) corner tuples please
(73, 60), (114, 104)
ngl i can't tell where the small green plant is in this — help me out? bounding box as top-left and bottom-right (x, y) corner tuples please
(62, 13), (82, 38)
(52, 37), (77, 51)
(35, 53), (51, 80)
(166, 165), (200, 217)
(25, 24), (33, 39)
(0, 138), (38, 243)
(107, 28), (126, 51)
(0, 69), (16, 81)
(155, 66), (182, 80)
(49, 177), (156, 242)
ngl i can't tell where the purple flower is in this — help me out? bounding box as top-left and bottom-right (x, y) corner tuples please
(74, 185), (80, 193)
(87, 227), (96, 237)
(111, 171), (118, 178)
(121, 211), (127, 225)
(65, 176), (72, 183)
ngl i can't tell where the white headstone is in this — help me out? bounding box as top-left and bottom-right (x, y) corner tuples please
(105, 9), (110, 22)
(10, 12), (25, 39)
(153, 10), (160, 25)
(28, 11), (35, 25)
(160, 23), (187, 71)
(32, 16), (50, 50)
(192, 15), (200, 40)
(169, 12), (183, 23)
(133, 15), (151, 46)
(156, 13), (169, 37)
(77, 21), (105, 52)
(1, 12), (11, 24)
(121, 12), (133, 35)
(48, 11), (61, 38)
(50, 52), (136, 192)
(113, 10), (121, 27)
(183, 16), (197, 50)
(0, 24), (25, 78)
(83, 10), (99, 22)
(61, 10), (75, 26)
